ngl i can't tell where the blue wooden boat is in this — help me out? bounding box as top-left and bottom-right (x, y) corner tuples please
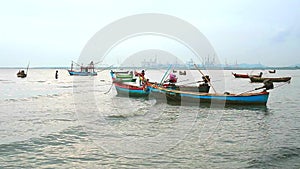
(113, 81), (150, 97)
(68, 70), (97, 76)
(68, 61), (97, 76)
(147, 85), (270, 105)
(110, 71), (149, 97)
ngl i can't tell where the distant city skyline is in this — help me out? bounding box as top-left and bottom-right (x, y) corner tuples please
(0, 0), (300, 67)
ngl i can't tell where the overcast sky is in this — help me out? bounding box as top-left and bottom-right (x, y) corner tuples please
(0, 0), (299, 67)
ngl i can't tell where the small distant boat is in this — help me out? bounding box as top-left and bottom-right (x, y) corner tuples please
(232, 72), (263, 78)
(147, 84), (270, 105)
(179, 71), (186, 75)
(269, 70), (276, 73)
(250, 76), (291, 83)
(68, 61), (97, 76)
(173, 69), (177, 73)
(17, 62), (29, 78)
(17, 70), (27, 78)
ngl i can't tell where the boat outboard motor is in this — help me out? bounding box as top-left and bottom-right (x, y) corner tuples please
(255, 79), (274, 91)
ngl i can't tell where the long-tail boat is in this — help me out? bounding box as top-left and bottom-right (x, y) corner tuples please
(110, 71), (149, 97)
(250, 76), (291, 83)
(146, 79), (275, 106)
(147, 84), (270, 106)
(232, 72), (263, 78)
(68, 61), (97, 76)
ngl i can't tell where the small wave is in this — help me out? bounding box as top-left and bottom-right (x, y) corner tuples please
(51, 118), (76, 122)
(107, 114), (128, 119)
(58, 85), (73, 88)
(0, 79), (10, 82)
(247, 146), (300, 168)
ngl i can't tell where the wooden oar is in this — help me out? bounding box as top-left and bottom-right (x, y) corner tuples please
(104, 83), (114, 94)
(194, 64), (217, 93)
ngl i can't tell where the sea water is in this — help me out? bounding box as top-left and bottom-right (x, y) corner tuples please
(0, 69), (299, 168)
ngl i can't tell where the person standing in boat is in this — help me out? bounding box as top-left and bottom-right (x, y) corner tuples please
(135, 70), (145, 86)
(169, 73), (177, 83)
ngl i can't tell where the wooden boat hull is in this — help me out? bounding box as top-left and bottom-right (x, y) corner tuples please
(232, 73), (262, 78)
(111, 71), (136, 83)
(17, 74), (27, 78)
(68, 70), (97, 76)
(113, 78), (137, 83)
(269, 70), (276, 73)
(232, 73), (250, 78)
(114, 82), (150, 97)
(148, 86), (269, 106)
(163, 84), (210, 93)
(250, 77), (291, 83)
(115, 73), (133, 79)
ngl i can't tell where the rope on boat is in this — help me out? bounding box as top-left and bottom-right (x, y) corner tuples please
(273, 80), (291, 89)
(104, 83), (114, 94)
(238, 80), (291, 95)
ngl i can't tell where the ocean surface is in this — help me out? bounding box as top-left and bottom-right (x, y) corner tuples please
(0, 69), (299, 168)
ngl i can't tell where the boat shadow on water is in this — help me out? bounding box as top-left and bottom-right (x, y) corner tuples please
(154, 99), (269, 112)
(114, 94), (270, 113)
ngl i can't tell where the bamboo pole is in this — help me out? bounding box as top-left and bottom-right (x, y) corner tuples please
(25, 62), (30, 75)
(159, 64), (172, 85)
(194, 64), (217, 93)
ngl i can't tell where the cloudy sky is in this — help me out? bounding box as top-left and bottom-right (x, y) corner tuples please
(0, 0), (299, 67)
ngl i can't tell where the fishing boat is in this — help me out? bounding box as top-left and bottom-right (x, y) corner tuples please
(179, 71), (186, 75)
(110, 71), (149, 97)
(250, 76), (291, 83)
(17, 62), (29, 78)
(232, 72), (263, 78)
(163, 74), (211, 93)
(110, 70), (137, 83)
(17, 70), (27, 78)
(269, 70), (276, 73)
(115, 72), (134, 79)
(147, 84), (270, 106)
(68, 61), (97, 76)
